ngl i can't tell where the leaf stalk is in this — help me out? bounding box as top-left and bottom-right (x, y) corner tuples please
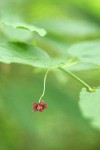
(59, 67), (94, 92)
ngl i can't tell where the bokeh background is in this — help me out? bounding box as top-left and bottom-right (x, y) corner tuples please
(0, 0), (100, 150)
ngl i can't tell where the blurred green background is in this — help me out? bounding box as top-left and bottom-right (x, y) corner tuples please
(0, 0), (100, 150)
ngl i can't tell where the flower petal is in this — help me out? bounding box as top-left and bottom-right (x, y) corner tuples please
(32, 102), (38, 107)
(33, 107), (38, 112)
(39, 109), (44, 112)
(39, 100), (45, 106)
(44, 104), (48, 108)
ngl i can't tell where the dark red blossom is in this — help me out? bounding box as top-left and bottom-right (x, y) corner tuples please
(32, 100), (48, 112)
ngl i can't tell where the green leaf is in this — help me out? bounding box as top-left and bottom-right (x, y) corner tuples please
(79, 87), (100, 129)
(0, 41), (72, 68)
(0, 20), (46, 42)
(0, 21), (46, 37)
(68, 41), (100, 65)
(0, 42), (50, 68)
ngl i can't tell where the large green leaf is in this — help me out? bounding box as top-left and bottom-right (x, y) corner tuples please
(0, 42), (50, 68)
(79, 88), (100, 130)
(68, 41), (100, 65)
(0, 41), (72, 68)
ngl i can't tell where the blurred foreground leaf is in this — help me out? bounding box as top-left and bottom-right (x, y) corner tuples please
(36, 19), (100, 38)
(0, 21), (46, 42)
(79, 87), (100, 130)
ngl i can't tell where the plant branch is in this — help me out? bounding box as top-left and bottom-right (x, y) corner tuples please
(59, 67), (94, 92)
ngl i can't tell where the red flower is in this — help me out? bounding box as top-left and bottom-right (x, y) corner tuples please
(32, 100), (48, 112)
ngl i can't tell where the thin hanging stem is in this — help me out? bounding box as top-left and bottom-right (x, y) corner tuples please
(39, 69), (50, 103)
(59, 67), (94, 92)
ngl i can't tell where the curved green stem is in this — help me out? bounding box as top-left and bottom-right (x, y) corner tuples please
(59, 67), (94, 92)
(39, 69), (50, 103)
